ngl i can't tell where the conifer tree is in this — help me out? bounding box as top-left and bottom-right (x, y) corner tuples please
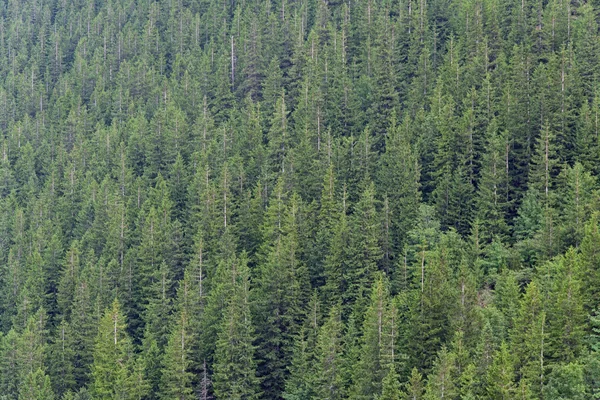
(197, 229), (239, 366)
(282, 328), (316, 400)
(213, 254), (260, 400)
(548, 249), (585, 362)
(580, 213), (600, 311)
(47, 320), (75, 397)
(57, 242), (81, 319)
(493, 270), (521, 331)
(529, 122), (560, 206)
(379, 365), (402, 400)
(344, 181), (383, 311)
(160, 310), (194, 400)
(266, 91), (289, 184)
(544, 362), (587, 400)
(511, 281), (547, 397)
(402, 368), (425, 400)
(70, 278), (96, 388)
(252, 189), (309, 398)
(378, 114), (421, 258)
(477, 119), (511, 241)
(0, 0), (600, 398)
(0, 329), (20, 398)
(90, 299), (147, 400)
(486, 342), (516, 399)
(309, 304), (345, 400)
(408, 237), (458, 371)
(423, 347), (457, 400)
(143, 261), (174, 349)
(18, 368), (54, 400)
(352, 274), (392, 399)
(17, 310), (48, 392)
(557, 162), (597, 249)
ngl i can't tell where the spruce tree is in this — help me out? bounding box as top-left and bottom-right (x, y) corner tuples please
(18, 369), (54, 400)
(511, 281), (547, 397)
(486, 342), (516, 399)
(548, 249), (585, 362)
(556, 162), (597, 249)
(90, 299), (147, 400)
(423, 347), (457, 400)
(344, 181), (383, 311)
(378, 114), (421, 259)
(47, 320), (75, 397)
(282, 328), (316, 400)
(252, 188), (309, 398)
(477, 119), (510, 241)
(402, 368), (425, 400)
(159, 310), (194, 400)
(213, 254), (260, 400)
(351, 274), (392, 399)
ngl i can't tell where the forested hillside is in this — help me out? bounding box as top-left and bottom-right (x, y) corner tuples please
(1, 0), (600, 398)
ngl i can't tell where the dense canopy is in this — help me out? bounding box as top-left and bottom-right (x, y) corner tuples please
(2, 0), (600, 398)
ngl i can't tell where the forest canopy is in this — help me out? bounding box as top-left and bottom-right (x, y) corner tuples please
(1, 0), (600, 398)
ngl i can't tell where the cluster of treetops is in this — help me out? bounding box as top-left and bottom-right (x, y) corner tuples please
(3, 0), (600, 398)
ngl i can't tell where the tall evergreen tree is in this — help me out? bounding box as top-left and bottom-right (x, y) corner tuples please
(90, 299), (147, 400)
(160, 310), (194, 400)
(213, 254), (260, 400)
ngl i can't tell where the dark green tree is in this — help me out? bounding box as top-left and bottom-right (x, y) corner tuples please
(213, 254), (260, 400)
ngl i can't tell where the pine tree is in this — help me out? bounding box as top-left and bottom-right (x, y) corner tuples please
(351, 274), (392, 399)
(378, 114), (421, 259)
(213, 254), (260, 400)
(511, 281), (547, 397)
(423, 347), (457, 400)
(548, 249), (585, 362)
(486, 342), (515, 399)
(556, 162), (597, 249)
(47, 320), (75, 397)
(344, 181), (383, 311)
(252, 188), (309, 398)
(379, 365), (402, 400)
(18, 368), (54, 400)
(90, 299), (147, 400)
(160, 310), (194, 400)
(477, 119), (510, 241)
(402, 368), (425, 400)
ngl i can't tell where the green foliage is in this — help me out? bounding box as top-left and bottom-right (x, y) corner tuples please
(159, 311), (194, 400)
(90, 300), (147, 400)
(18, 369), (54, 400)
(0, 0), (600, 397)
(544, 363), (587, 400)
(213, 255), (260, 400)
(486, 342), (516, 399)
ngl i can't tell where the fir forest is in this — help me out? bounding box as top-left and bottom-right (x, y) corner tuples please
(4, 0), (600, 398)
